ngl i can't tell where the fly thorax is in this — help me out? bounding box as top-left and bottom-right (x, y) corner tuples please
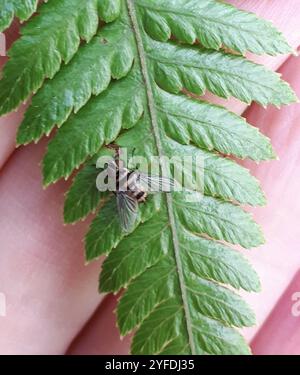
(117, 168), (131, 191)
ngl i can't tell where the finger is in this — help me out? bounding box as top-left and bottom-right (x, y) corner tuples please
(240, 54), (300, 342)
(67, 295), (131, 355)
(0, 141), (105, 354)
(0, 106), (25, 169)
(251, 270), (300, 354)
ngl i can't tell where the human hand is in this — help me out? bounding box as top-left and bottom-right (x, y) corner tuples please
(0, 0), (299, 355)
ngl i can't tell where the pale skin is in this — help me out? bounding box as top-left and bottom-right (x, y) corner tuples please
(0, 0), (300, 354)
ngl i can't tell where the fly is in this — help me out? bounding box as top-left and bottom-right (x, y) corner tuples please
(103, 147), (175, 233)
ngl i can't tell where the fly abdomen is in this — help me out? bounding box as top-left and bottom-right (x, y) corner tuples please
(116, 169), (132, 191)
(115, 167), (147, 202)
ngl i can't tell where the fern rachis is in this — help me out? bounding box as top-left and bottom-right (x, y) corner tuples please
(0, 0), (297, 355)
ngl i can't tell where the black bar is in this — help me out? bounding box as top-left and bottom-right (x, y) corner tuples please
(0, 355), (300, 372)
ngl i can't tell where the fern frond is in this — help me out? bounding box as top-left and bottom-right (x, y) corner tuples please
(155, 89), (276, 161)
(135, 0), (294, 55)
(147, 40), (296, 106)
(0, 0), (297, 355)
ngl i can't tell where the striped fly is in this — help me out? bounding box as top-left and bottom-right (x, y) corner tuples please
(104, 148), (174, 232)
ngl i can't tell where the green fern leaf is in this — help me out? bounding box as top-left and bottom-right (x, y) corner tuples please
(0, 0), (38, 32)
(85, 194), (161, 262)
(166, 141), (266, 206)
(63, 157), (105, 224)
(155, 89), (276, 161)
(148, 40), (296, 106)
(135, 0), (293, 55)
(0, 0), (121, 116)
(0, 0), (297, 355)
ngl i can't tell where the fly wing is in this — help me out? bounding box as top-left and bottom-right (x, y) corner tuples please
(116, 192), (138, 232)
(137, 173), (175, 193)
